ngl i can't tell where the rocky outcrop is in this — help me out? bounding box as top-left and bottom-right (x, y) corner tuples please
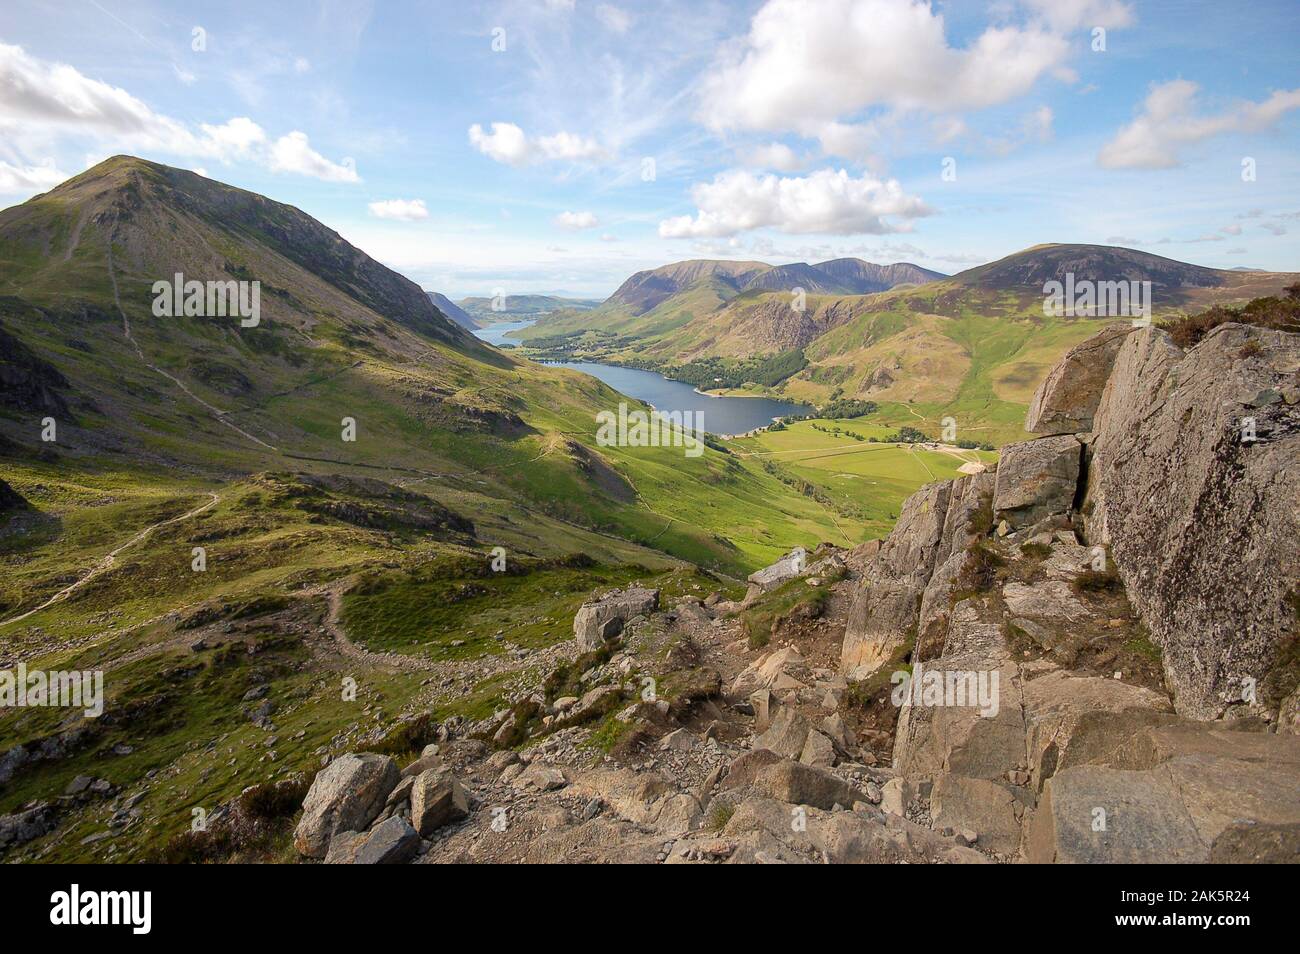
(294, 753), (400, 858)
(573, 587), (659, 652)
(834, 320), (1300, 862)
(0, 322), (71, 417)
(0, 477), (28, 515)
(1026, 324), (1132, 434)
(841, 471), (995, 678)
(1085, 323), (1300, 718)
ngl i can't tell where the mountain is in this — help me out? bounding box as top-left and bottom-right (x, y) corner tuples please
(458, 294), (601, 321)
(810, 258), (945, 292)
(950, 243), (1224, 293)
(517, 256), (945, 348)
(1, 158), (899, 860)
(426, 291), (479, 330)
(0, 157), (857, 578)
(604, 260), (771, 314)
(742, 258), (945, 295)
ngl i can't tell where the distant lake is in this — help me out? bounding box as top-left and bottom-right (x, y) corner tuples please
(550, 361), (812, 436)
(471, 323), (812, 435)
(473, 319), (535, 346)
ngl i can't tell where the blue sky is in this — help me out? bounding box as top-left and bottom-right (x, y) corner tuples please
(1, 0), (1297, 297)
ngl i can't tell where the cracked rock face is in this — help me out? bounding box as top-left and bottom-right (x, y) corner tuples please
(1086, 324), (1300, 719)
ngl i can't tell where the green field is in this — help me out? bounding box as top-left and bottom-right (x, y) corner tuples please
(732, 419), (999, 538)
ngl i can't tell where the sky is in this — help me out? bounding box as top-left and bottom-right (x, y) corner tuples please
(0, 0), (1297, 298)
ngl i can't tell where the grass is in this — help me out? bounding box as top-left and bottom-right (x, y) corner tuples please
(733, 418), (997, 539)
(738, 576), (832, 650)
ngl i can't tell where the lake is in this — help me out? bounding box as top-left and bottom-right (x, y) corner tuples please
(472, 319), (536, 346)
(472, 323), (812, 435)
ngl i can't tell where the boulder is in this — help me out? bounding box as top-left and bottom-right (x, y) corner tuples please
(0, 803), (57, 851)
(573, 587), (659, 652)
(993, 435), (1081, 529)
(725, 757), (869, 811)
(409, 767), (470, 836)
(1020, 670), (1174, 791)
(1002, 580), (1089, 624)
(749, 688), (775, 734)
(1026, 765), (1207, 863)
(1026, 723), (1300, 863)
(730, 646), (807, 698)
(892, 605), (1027, 782)
(747, 548), (808, 591)
(511, 762), (568, 792)
(798, 729), (837, 768)
(753, 706), (812, 760)
(568, 768), (700, 835)
(324, 816), (420, 864)
(294, 753), (399, 858)
(1026, 324), (1133, 434)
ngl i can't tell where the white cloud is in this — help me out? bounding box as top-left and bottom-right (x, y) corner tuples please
(1099, 80), (1300, 169)
(594, 4), (632, 33)
(815, 122), (881, 163)
(536, 131), (608, 161)
(697, 0), (1075, 135)
(600, 233), (618, 242)
(369, 198), (429, 221)
(269, 131), (359, 182)
(555, 210), (599, 230)
(0, 159), (68, 195)
(468, 122), (609, 165)
(739, 142), (805, 171)
(199, 116), (268, 157)
(468, 122), (531, 165)
(0, 43), (359, 182)
(658, 167), (931, 238)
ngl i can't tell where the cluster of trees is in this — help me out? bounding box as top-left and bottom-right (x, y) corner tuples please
(872, 425), (931, 444)
(818, 398), (878, 419)
(665, 349), (809, 390)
